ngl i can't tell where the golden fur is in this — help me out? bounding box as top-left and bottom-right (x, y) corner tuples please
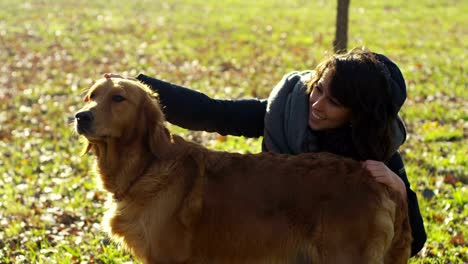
(75, 78), (412, 263)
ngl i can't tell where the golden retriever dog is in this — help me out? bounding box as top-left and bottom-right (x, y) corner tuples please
(74, 78), (412, 263)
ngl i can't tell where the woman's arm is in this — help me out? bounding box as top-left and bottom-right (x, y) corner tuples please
(387, 153), (427, 256)
(364, 152), (427, 256)
(136, 74), (267, 138)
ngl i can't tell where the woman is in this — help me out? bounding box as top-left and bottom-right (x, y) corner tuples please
(105, 48), (426, 256)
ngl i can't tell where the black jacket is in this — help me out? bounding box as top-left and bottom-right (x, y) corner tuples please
(137, 73), (427, 256)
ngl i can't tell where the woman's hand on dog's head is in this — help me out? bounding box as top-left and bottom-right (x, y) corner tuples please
(103, 73), (137, 81)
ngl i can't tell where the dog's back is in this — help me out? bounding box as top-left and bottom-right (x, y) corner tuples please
(175, 139), (412, 263)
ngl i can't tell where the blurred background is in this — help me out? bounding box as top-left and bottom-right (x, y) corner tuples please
(0, 0), (466, 263)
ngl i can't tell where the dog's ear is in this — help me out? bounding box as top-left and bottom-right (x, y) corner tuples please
(149, 125), (172, 158)
(142, 91), (171, 157)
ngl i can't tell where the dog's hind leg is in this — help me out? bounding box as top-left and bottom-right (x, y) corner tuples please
(360, 195), (399, 264)
(383, 197), (412, 264)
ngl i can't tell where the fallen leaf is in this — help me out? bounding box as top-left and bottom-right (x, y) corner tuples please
(450, 233), (465, 246)
(432, 214), (444, 224)
(443, 174), (459, 186)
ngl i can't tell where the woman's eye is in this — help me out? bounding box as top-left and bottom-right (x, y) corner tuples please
(329, 98), (341, 107)
(112, 95), (125, 102)
(315, 86), (323, 93)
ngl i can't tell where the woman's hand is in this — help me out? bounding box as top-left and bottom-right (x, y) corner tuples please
(103, 73), (137, 81)
(362, 160), (407, 199)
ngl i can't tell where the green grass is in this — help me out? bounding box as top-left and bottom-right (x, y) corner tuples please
(0, 0), (466, 263)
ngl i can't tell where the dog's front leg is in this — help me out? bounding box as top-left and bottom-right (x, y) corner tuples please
(144, 197), (196, 264)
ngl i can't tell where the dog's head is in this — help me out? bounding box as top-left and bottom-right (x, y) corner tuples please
(75, 78), (168, 156)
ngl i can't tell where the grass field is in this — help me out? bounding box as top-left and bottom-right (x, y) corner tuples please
(0, 0), (466, 263)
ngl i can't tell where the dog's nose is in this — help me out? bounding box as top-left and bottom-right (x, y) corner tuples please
(75, 111), (94, 123)
(75, 111), (94, 132)
(75, 111), (94, 134)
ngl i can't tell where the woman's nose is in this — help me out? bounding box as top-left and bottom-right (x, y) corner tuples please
(312, 96), (326, 111)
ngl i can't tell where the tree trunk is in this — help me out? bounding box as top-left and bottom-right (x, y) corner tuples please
(333, 0), (350, 53)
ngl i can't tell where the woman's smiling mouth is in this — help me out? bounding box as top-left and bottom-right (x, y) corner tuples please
(311, 110), (325, 120)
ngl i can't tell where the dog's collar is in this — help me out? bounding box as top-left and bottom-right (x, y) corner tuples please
(113, 159), (154, 201)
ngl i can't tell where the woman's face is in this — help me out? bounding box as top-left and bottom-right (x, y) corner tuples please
(308, 69), (351, 130)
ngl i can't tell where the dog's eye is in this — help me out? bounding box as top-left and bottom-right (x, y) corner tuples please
(112, 95), (125, 102)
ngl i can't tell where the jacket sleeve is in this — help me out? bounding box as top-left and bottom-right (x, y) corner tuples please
(136, 74), (267, 138)
(387, 152), (427, 256)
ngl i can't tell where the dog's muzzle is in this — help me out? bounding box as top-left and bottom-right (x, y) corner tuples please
(75, 110), (94, 135)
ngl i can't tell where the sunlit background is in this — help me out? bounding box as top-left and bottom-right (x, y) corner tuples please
(0, 0), (466, 262)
